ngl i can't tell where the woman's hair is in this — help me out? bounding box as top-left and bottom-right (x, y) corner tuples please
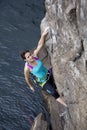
(20, 50), (30, 60)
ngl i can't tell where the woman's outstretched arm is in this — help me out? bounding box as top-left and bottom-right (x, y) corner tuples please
(33, 27), (49, 56)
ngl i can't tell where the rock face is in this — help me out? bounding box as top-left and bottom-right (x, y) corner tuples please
(40, 0), (87, 130)
(41, 91), (65, 130)
(30, 113), (49, 130)
(31, 91), (65, 130)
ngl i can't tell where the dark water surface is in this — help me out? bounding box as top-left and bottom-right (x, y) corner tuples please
(0, 0), (49, 130)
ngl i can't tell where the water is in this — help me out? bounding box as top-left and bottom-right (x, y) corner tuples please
(0, 1), (50, 130)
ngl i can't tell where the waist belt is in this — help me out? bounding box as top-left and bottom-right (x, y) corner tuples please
(37, 73), (47, 82)
(34, 71), (51, 87)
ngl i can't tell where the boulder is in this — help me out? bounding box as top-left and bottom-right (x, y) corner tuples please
(30, 113), (49, 130)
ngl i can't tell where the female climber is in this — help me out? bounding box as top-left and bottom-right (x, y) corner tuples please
(20, 27), (67, 107)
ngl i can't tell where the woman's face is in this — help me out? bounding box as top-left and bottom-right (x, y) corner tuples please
(25, 52), (34, 62)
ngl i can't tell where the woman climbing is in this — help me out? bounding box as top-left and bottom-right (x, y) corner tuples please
(20, 27), (67, 107)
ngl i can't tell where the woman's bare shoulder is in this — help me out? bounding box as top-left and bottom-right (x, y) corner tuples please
(24, 63), (30, 73)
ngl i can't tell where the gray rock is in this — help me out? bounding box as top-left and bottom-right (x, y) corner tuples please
(31, 90), (65, 130)
(41, 90), (64, 130)
(30, 113), (49, 130)
(40, 0), (87, 130)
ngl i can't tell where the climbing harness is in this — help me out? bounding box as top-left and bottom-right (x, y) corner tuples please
(30, 67), (52, 88)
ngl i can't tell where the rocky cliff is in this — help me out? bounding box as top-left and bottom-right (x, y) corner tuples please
(31, 0), (87, 130)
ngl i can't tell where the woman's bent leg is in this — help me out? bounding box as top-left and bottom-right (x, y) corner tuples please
(43, 73), (67, 107)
